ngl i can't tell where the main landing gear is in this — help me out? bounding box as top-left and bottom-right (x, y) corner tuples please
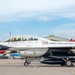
(61, 58), (72, 67)
(65, 60), (72, 67)
(24, 58), (31, 66)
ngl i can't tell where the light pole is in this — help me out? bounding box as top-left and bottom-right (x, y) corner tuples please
(9, 32), (11, 42)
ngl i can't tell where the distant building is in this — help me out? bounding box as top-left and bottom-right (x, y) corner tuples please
(44, 35), (69, 41)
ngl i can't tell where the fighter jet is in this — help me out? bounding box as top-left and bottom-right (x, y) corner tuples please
(0, 35), (49, 66)
(0, 35), (75, 67)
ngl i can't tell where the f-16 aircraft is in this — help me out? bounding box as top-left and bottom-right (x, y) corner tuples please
(0, 35), (75, 67)
(0, 35), (49, 66)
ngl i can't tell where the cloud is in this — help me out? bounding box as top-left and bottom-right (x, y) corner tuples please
(0, 0), (75, 22)
(38, 16), (50, 21)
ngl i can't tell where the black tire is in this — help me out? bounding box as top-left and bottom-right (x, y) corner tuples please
(65, 60), (72, 67)
(24, 62), (29, 66)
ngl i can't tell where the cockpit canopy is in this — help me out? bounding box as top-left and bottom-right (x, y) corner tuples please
(5, 35), (38, 42)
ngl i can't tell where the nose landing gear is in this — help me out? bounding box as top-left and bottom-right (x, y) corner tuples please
(24, 58), (31, 66)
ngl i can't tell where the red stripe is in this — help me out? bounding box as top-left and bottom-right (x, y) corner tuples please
(0, 50), (5, 54)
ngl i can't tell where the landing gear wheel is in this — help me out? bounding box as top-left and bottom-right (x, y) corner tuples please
(24, 62), (29, 66)
(24, 58), (32, 66)
(65, 60), (72, 67)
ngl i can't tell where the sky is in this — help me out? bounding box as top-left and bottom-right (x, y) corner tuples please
(0, 0), (75, 41)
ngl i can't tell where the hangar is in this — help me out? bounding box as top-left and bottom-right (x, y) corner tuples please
(44, 35), (69, 41)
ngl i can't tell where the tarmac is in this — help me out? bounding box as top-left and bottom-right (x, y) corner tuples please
(0, 59), (75, 75)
